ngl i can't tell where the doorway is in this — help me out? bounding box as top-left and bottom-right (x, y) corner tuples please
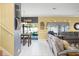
(21, 23), (38, 40)
(31, 23), (38, 40)
(20, 17), (38, 47)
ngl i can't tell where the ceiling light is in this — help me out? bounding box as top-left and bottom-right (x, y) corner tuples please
(52, 8), (56, 10)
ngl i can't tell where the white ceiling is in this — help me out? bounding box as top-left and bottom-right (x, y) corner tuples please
(21, 3), (79, 17)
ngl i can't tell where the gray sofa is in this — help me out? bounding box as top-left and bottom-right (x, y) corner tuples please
(47, 34), (79, 56)
(59, 32), (79, 46)
(60, 32), (79, 39)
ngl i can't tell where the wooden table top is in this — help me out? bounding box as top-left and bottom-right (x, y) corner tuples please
(0, 47), (2, 56)
(67, 52), (79, 56)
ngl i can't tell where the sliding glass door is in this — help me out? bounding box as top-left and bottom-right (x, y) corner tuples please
(47, 22), (69, 35)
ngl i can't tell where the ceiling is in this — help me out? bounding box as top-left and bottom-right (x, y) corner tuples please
(21, 3), (79, 17)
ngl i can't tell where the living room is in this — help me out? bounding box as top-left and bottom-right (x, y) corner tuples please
(0, 3), (79, 56)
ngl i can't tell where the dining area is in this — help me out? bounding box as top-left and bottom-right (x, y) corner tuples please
(21, 33), (31, 47)
(20, 19), (32, 47)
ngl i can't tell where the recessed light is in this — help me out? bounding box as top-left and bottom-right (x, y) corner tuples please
(52, 8), (56, 10)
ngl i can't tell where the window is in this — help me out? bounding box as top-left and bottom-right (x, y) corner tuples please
(47, 22), (69, 35)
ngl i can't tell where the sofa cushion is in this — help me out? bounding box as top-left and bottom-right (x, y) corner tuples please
(55, 38), (64, 54)
(48, 31), (54, 35)
(62, 40), (77, 50)
(62, 40), (70, 50)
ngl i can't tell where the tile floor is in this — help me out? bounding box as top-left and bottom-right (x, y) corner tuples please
(19, 40), (53, 56)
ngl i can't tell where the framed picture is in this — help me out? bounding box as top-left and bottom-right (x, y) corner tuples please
(40, 22), (45, 30)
